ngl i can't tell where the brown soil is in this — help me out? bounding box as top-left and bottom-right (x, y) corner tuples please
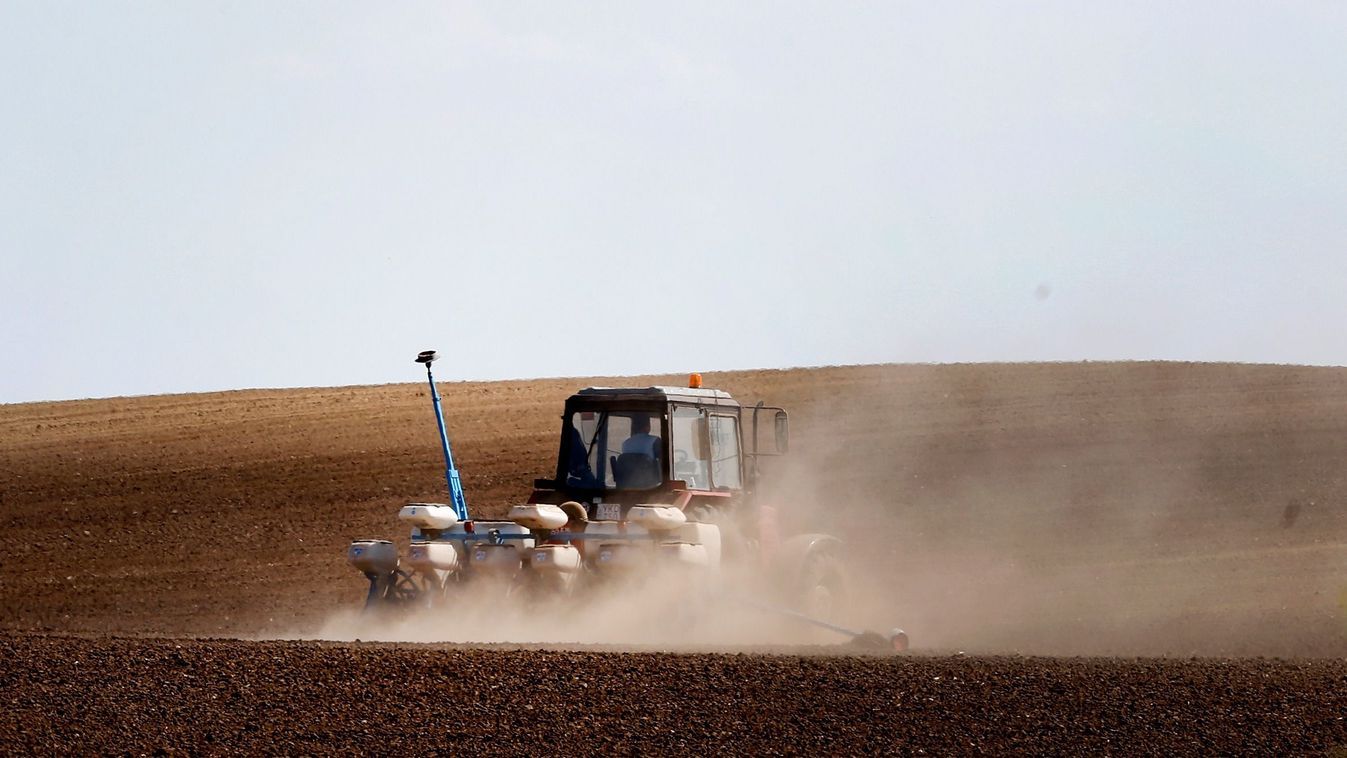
(4, 362), (1347, 753)
(5, 635), (1347, 756)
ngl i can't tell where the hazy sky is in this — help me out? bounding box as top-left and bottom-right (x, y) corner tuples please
(3, 2), (1346, 403)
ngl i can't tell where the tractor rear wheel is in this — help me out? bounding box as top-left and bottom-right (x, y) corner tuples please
(798, 552), (849, 621)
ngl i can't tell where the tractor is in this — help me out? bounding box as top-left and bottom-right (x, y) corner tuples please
(347, 351), (906, 649)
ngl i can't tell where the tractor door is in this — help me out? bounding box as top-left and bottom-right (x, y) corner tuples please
(670, 406), (711, 489)
(670, 405), (743, 491)
(707, 413), (743, 490)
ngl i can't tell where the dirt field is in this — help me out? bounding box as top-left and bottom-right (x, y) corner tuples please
(4, 361), (1347, 753)
(4, 636), (1347, 755)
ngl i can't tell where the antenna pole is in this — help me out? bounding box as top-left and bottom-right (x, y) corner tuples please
(417, 351), (469, 521)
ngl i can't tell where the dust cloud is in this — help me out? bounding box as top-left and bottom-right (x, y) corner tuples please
(302, 560), (836, 649)
(756, 363), (1347, 657)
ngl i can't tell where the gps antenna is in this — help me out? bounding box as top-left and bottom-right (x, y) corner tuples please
(415, 350), (470, 521)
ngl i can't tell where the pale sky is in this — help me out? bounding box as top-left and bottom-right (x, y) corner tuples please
(3, 2), (1345, 403)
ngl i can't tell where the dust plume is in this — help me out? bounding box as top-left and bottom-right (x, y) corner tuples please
(301, 560), (840, 649)
(752, 363), (1347, 657)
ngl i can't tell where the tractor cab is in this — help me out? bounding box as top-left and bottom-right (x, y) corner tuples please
(539, 379), (788, 504)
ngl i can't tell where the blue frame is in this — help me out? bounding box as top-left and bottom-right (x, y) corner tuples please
(423, 361), (470, 521)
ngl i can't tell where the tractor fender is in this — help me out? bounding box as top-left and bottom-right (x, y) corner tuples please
(773, 533), (842, 594)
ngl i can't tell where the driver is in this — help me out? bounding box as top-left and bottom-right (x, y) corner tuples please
(621, 414), (660, 460)
(564, 423), (599, 486)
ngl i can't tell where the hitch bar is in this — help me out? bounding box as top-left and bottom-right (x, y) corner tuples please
(734, 595), (909, 652)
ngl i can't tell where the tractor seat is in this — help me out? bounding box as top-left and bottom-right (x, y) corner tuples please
(611, 453), (660, 488)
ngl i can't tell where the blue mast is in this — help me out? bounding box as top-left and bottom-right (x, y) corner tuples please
(415, 350), (470, 521)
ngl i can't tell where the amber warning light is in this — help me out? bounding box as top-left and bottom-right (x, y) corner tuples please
(688, 373), (703, 389)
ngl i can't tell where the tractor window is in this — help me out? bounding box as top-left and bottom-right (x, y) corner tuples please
(671, 407), (710, 489)
(708, 414), (742, 489)
(562, 410), (663, 490)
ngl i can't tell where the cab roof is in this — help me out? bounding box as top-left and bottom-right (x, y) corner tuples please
(572, 386), (740, 407)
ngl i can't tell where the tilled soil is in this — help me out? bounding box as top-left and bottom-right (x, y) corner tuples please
(5, 362), (1347, 754)
(4, 635), (1347, 756)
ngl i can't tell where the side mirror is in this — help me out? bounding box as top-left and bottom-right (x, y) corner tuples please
(774, 411), (789, 453)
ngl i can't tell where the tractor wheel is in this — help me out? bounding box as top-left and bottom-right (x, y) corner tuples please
(797, 551), (849, 621)
(684, 503), (716, 524)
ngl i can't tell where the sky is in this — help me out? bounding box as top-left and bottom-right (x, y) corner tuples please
(3, 2), (1346, 403)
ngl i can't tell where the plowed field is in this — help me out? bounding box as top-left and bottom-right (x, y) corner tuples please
(4, 362), (1347, 754)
